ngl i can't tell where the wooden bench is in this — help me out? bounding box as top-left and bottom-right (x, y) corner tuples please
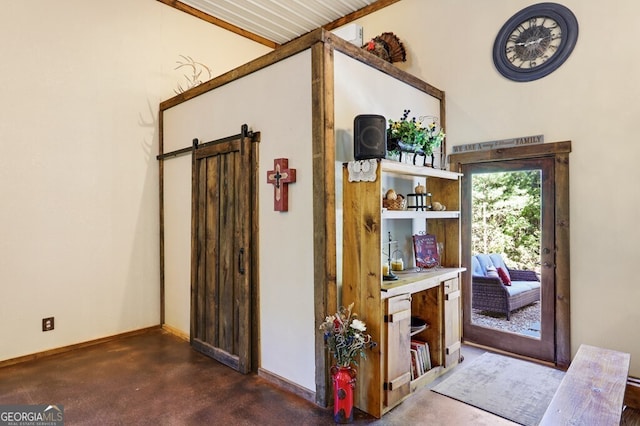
(540, 344), (631, 425)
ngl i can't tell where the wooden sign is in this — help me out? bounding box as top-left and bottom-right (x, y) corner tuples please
(452, 135), (544, 153)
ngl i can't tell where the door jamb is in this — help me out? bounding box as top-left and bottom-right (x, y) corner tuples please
(449, 141), (571, 368)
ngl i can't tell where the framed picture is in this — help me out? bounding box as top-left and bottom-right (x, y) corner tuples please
(413, 234), (439, 269)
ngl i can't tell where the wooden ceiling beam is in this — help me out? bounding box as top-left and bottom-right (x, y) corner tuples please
(323, 0), (401, 31)
(156, 0), (280, 49)
(157, 0), (400, 49)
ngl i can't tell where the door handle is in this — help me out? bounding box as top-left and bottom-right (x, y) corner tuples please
(238, 248), (245, 274)
(536, 262), (554, 268)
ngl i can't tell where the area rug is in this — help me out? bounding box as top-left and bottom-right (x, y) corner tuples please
(431, 352), (564, 425)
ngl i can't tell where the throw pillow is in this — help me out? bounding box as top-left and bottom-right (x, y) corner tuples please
(497, 267), (511, 286)
(486, 266), (499, 278)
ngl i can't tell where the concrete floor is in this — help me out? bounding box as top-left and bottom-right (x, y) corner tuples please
(0, 329), (513, 425)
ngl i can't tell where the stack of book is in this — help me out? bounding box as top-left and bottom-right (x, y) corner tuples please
(410, 340), (432, 380)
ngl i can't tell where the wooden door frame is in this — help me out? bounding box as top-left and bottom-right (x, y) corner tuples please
(450, 141), (571, 368)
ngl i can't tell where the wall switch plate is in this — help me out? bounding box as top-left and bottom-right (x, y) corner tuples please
(42, 317), (55, 331)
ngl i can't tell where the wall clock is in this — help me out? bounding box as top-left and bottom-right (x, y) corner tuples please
(493, 2), (578, 82)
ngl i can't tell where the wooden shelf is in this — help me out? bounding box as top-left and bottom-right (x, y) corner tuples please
(382, 210), (460, 220)
(380, 159), (462, 180)
(381, 268), (465, 299)
(410, 366), (442, 392)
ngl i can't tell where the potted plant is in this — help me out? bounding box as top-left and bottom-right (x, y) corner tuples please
(320, 303), (375, 423)
(387, 109), (445, 166)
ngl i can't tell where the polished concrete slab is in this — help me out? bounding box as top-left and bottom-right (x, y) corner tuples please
(0, 329), (512, 425)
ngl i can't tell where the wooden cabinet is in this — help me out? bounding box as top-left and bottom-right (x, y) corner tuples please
(342, 159), (464, 418)
(384, 294), (412, 408)
(444, 277), (461, 368)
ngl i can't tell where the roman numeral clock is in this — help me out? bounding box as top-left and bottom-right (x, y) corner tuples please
(493, 2), (578, 82)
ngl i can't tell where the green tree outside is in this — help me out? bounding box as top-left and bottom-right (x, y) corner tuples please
(472, 170), (541, 270)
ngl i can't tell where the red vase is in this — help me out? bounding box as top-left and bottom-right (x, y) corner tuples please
(331, 365), (357, 423)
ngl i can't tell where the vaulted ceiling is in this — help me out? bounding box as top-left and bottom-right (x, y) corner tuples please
(158, 0), (400, 48)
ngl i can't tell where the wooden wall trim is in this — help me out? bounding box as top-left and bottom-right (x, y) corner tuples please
(159, 110), (165, 325)
(323, 0), (401, 31)
(258, 368), (316, 405)
(554, 151), (571, 368)
(155, 0), (278, 49)
(323, 32), (444, 100)
(0, 326), (162, 369)
(157, 0), (399, 51)
(159, 29), (323, 111)
(449, 140), (572, 165)
(160, 29), (444, 112)
(162, 324), (189, 341)
(311, 40), (337, 408)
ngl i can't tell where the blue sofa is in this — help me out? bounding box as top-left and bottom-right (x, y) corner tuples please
(471, 253), (540, 320)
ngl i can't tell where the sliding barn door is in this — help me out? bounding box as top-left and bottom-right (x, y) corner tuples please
(191, 127), (253, 374)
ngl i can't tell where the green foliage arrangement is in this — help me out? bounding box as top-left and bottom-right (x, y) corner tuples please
(387, 109), (445, 155)
(319, 303), (375, 367)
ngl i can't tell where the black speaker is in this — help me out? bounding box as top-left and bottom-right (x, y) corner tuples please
(354, 114), (386, 160)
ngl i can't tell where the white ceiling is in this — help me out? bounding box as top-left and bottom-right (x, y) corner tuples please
(178, 0), (378, 45)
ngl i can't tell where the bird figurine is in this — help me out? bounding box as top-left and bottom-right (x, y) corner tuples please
(363, 32), (407, 63)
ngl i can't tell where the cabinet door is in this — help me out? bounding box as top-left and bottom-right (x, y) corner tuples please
(444, 278), (461, 367)
(384, 294), (412, 408)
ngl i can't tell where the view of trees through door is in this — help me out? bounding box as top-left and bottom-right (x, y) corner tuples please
(471, 170), (542, 338)
(462, 157), (555, 362)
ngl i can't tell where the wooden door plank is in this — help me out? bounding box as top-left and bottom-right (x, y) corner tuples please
(384, 294), (411, 407)
(195, 159), (207, 341)
(235, 132), (252, 374)
(205, 156), (220, 346)
(218, 152), (235, 354)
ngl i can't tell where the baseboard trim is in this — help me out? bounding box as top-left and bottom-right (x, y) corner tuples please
(161, 324), (189, 342)
(258, 367), (316, 405)
(0, 325), (161, 369)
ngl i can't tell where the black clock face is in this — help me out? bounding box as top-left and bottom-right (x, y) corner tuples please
(493, 3), (578, 82)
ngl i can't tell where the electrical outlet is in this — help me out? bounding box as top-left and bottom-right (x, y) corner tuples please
(42, 317), (54, 332)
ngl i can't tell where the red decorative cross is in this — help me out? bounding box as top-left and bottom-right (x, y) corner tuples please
(266, 158), (296, 212)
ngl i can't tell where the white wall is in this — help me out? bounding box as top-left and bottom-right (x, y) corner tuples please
(5, 0), (638, 387)
(0, 0), (269, 361)
(163, 51), (316, 391)
(355, 0), (640, 375)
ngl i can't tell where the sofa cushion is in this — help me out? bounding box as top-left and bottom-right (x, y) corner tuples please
(474, 254), (495, 276)
(489, 253), (511, 280)
(497, 267), (511, 286)
(515, 280), (541, 291)
(486, 265), (499, 278)
(506, 281), (537, 296)
(471, 256), (484, 276)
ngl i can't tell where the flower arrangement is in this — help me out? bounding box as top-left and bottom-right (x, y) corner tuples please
(387, 109), (445, 156)
(320, 303), (375, 367)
